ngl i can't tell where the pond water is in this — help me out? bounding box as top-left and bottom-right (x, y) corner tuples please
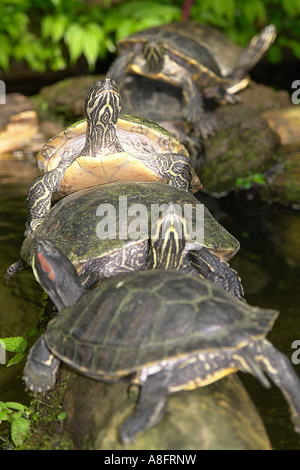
(0, 159), (299, 450)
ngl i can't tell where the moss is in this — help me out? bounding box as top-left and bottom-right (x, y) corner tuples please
(21, 373), (75, 450)
(259, 150), (300, 205)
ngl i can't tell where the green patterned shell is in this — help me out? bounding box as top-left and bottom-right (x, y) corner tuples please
(20, 181), (239, 276)
(44, 269), (277, 379)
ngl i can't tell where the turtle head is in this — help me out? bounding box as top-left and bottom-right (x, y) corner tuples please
(32, 237), (85, 311)
(85, 79), (121, 127)
(149, 203), (187, 270)
(84, 78), (123, 151)
(142, 40), (165, 73)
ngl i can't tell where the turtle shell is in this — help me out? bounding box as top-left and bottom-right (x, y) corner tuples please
(20, 181), (239, 277)
(116, 21), (276, 92)
(119, 22), (226, 89)
(44, 269), (278, 380)
(36, 113), (201, 195)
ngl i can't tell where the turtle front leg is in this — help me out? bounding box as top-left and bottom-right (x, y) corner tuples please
(108, 50), (136, 87)
(256, 340), (300, 434)
(181, 76), (216, 138)
(25, 170), (60, 236)
(190, 248), (244, 300)
(25, 161), (70, 236)
(23, 335), (60, 393)
(119, 370), (170, 444)
(181, 76), (206, 135)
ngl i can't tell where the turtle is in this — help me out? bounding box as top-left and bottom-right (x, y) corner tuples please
(25, 78), (201, 236)
(108, 21), (276, 137)
(6, 181), (243, 298)
(23, 237), (300, 444)
(120, 74), (206, 167)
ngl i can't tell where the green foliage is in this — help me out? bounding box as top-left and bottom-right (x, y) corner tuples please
(0, 401), (30, 447)
(0, 0), (299, 74)
(0, 336), (27, 366)
(235, 172), (267, 190)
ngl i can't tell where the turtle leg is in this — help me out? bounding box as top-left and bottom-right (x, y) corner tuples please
(25, 155), (77, 236)
(5, 258), (28, 284)
(189, 248), (244, 299)
(23, 335), (60, 393)
(204, 85), (242, 105)
(119, 370), (171, 444)
(257, 340), (300, 434)
(146, 152), (193, 192)
(25, 170), (63, 236)
(181, 76), (206, 134)
(178, 74), (215, 139)
(108, 50), (136, 87)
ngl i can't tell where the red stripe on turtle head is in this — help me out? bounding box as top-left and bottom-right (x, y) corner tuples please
(37, 252), (55, 282)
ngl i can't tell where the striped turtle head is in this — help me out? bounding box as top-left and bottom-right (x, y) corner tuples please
(84, 78), (122, 150)
(142, 40), (165, 73)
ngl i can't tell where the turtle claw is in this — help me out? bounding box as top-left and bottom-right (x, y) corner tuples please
(23, 336), (60, 393)
(5, 258), (28, 284)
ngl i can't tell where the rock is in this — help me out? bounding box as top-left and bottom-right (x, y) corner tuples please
(262, 106), (300, 147)
(35, 75), (103, 123)
(0, 93), (42, 157)
(238, 82), (291, 113)
(199, 103), (281, 194)
(262, 151), (300, 207)
(258, 106), (300, 206)
(60, 370), (271, 450)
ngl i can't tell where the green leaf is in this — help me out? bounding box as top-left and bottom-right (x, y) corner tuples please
(64, 23), (85, 63)
(7, 352), (25, 367)
(11, 416), (30, 447)
(41, 15), (53, 39)
(5, 12), (29, 38)
(241, 0), (267, 23)
(252, 173), (266, 185)
(281, 0), (300, 17)
(0, 410), (9, 421)
(82, 23), (104, 69)
(0, 337), (27, 353)
(57, 411), (66, 421)
(52, 15), (69, 43)
(42, 14), (70, 43)
(0, 35), (10, 71)
(4, 402), (28, 412)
